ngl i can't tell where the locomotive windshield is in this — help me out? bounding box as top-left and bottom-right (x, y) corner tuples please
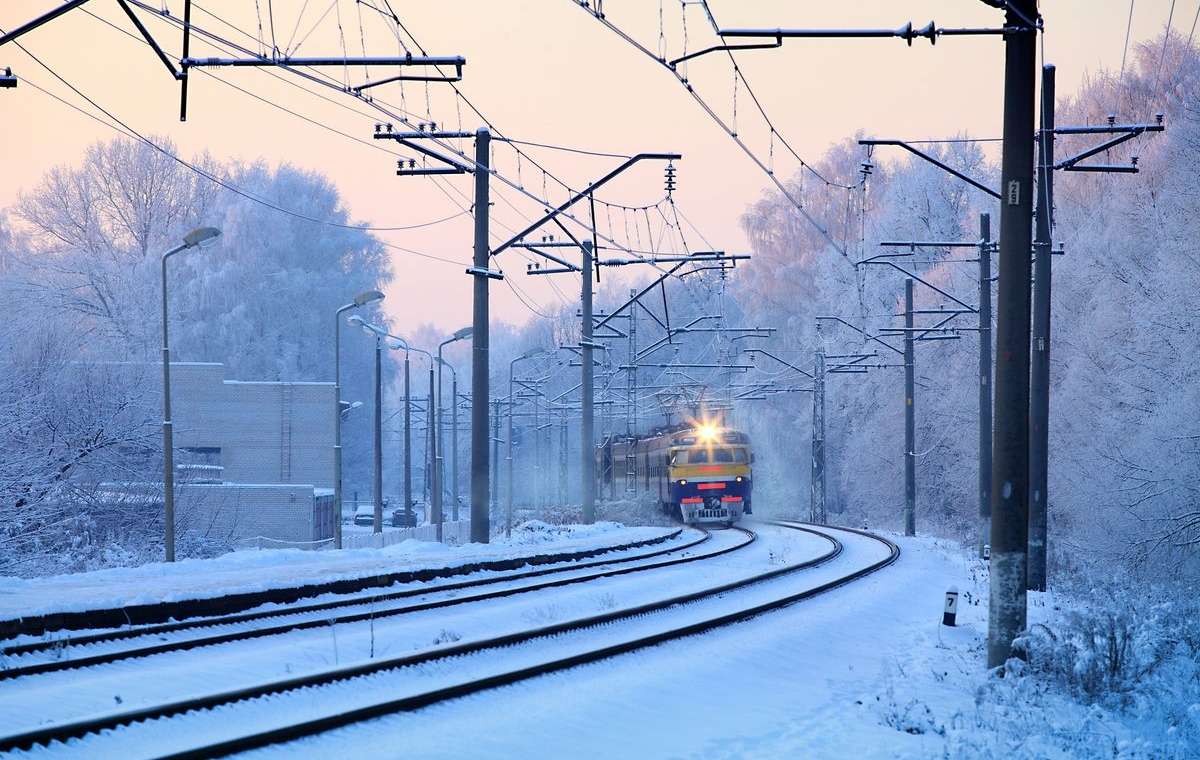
(671, 447), (748, 465)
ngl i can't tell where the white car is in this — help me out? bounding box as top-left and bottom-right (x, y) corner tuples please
(352, 503), (377, 526)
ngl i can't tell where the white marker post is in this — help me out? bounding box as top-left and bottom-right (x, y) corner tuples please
(943, 586), (959, 627)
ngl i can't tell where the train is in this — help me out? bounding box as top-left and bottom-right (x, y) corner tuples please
(596, 423), (753, 526)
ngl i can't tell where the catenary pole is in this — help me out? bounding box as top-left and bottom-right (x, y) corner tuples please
(989, 0), (1038, 669)
(811, 350), (827, 524)
(978, 213), (993, 558)
(581, 239), (596, 524)
(491, 398), (500, 519)
(1029, 63), (1055, 591)
(904, 277), (916, 537)
(452, 373), (460, 522)
(436, 355), (446, 540)
(470, 128), (492, 542)
(373, 336), (383, 534)
(403, 353), (412, 526)
(427, 371), (435, 514)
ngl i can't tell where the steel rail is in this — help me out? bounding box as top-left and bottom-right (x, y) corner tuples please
(2, 527), (703, 660)
(0, 524), (844, 753)
(0, 527), (686, 640)
(154, 524), (897, 760)
(0, 528), (747, 680)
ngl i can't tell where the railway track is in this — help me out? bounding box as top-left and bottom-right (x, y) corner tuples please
(0, 523), (705, 667)
(0, 525), (745, 680)
(0, 523), (895, 758)
(0, 526), (689, 640)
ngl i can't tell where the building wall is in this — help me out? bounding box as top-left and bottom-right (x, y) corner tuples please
(171, 363), (334, 489)
(175, 484), (335, 545)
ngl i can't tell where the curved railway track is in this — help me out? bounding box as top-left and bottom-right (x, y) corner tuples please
(0, 523), (897, 758)
(1, 525), (711, 661)
(0, 527), (689, 640)
(0, 525), (747, 680)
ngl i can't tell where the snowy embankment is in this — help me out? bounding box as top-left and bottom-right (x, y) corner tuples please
(0, 521), (674, 622)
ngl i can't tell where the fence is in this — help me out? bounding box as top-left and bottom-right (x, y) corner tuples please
(340, 519), (472, 550)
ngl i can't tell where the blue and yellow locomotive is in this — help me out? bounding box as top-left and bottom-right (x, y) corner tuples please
(597, 423), (753, 526)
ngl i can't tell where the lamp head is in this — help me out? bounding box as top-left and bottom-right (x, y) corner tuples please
(452, 326), (474, 341)
(353, 290), (385, 307)
(183, 226), (221, 249)
(347, 315), (366, 328)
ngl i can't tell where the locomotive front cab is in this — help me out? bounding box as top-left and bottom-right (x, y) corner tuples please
(667, 428), (752, 524)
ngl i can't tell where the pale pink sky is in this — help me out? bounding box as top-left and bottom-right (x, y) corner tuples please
(0, 1), (1184, 329)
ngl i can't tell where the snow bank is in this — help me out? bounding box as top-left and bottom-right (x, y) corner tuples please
(0, 522), (673, 622)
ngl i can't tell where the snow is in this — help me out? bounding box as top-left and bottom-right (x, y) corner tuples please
(0, 525), (1192, 758)
(0, 522), (674, 622)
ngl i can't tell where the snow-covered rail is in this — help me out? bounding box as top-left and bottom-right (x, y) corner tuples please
(0, 526), (734, 680)
(0, 524), (897, 758)
(0, 527), (687, 640)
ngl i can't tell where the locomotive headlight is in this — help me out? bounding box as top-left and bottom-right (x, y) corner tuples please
(736, 476), (743, 482)
(678, 479), (687, 486)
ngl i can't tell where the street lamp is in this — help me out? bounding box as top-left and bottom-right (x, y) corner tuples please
(388, 335), (433, 529)
(507, 347), (547, 538)
(351, 318), (434, 534)
(161, 225), (221, 563)
(333, 289), (384, 548)
(435, 326), (473, 541)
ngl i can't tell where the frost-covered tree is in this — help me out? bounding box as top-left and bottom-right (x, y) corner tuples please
(0, 137), (394, 574)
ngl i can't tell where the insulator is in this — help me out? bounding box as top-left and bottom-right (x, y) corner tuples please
(386, 123), (393, 132)
(375, 123), (382, 134)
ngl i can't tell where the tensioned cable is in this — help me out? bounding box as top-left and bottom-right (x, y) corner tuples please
(569, 1), (852, 257)
(75, 5), (589, 314)
(74, 9), (471, 235)
(157, 1), (692, 278)
(1152, 0), (1178, 102)
(7, 42), (467, 268)
(1117, 0), (1137, 116)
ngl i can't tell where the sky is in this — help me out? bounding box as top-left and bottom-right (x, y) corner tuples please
(0, 1), (1187, 331)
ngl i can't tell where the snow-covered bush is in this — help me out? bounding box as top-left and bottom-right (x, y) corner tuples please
(1007, 582), (1200, 753)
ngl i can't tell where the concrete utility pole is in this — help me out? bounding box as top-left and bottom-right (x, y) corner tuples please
(559, 411), (569, 506)
(811, 350), (827, 524)
(581, 240), (597, 524)
(903, 278), (916, 537)
(452, 373), (460, 521)
(1028, 63), (1055, 592)
(491, 398), (500, 518)
(372, 336), (384, 534)
(978, 214), (993, 559)
(470, 127), (492, 543)
(427, 371), (435, 518)
(403, 353), (412, 526)
(989, 0), (1038, 669)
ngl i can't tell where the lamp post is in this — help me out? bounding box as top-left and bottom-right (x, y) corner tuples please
(351, 320), (432, 531)
(333, 290), (385, 548)
(507, 348), (546, 538)
(435, 327), (473, 541)
(389, 337), (427, 528)
(437, 359), (462, 522)
(161, 225), (221, 563)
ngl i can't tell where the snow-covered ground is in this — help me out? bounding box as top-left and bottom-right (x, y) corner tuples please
(1, 523), (1192, 759)
(0, 522), (675, 621)
(234, 530), (1189, 759)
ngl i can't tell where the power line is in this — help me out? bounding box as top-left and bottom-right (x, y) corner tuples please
(568, 1), (851, 257)
(9, 44), (467, 267)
